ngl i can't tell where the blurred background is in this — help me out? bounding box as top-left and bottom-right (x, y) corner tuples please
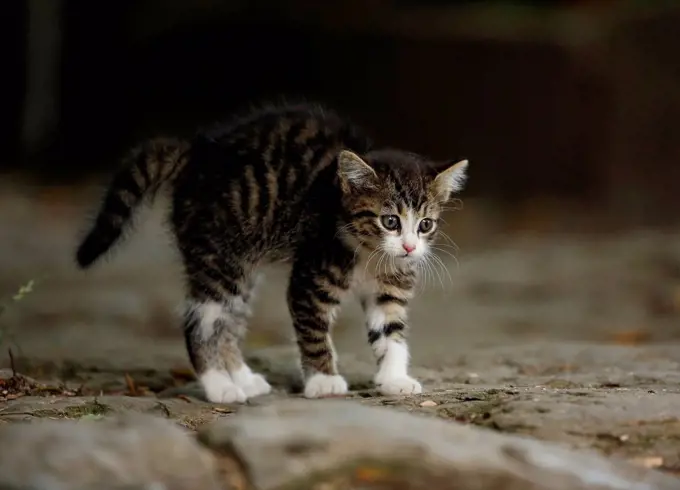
(2, 0), (680, 370)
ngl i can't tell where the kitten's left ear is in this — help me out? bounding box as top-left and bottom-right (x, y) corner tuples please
(433, 159), (469, 200)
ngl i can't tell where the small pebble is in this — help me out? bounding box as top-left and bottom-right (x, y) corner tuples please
(419, 400), (438, 407)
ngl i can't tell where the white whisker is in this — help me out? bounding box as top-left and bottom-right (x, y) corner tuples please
(429, 252), (453, 286)
(430, 246), (460, 272)
(426, 254), (445, 290)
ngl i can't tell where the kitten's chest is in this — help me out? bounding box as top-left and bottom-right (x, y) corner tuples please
(350, 251), (418, 296)
(350, 252), (392, 293)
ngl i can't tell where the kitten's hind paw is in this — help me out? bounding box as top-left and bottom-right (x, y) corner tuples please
(200, 369), (248, 404)
(304, 373), (348, 398)
(375, 376), (422, 396)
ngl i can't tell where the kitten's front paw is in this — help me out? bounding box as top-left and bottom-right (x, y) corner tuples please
(304, 373), (348, 398)
(230, 364), (272, 398)
(375, 375), (422, 396)
(200, 369), (248, 404)
(238, 373), (272, 398)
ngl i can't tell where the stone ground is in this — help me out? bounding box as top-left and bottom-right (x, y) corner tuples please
(1, 179), (680, 486)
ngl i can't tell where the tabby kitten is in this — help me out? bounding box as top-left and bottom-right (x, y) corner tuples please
(76, 103), (468, 403)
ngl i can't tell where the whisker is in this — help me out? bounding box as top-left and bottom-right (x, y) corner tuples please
(429, 252), (453, 286)
(426, 254), (445, 290)
(374, 249), (387, 278)
(437, 231), (460, 252)
(414, 262), (426, 293)
(362, 246), (384, 277)
(430, 246), (460, 271)
(426, 257), (440, 291)
(334, 222), (355, 240)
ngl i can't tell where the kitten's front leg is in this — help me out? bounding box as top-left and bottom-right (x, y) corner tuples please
(288, 257), (352, 399)
(363, 270), (422, 396)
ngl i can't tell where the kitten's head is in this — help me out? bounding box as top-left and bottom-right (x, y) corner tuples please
(337, 148), (468, 264)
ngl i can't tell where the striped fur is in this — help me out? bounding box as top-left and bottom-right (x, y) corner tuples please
(76, 102), (468, 403)
(76, 137), (190, 268)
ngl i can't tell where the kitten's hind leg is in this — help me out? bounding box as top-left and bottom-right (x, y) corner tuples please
(182, 271), (271, 404)
(287, 250), (354, 399)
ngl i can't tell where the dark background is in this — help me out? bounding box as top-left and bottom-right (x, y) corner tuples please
(2, 1), (680, 357)
(5, 0), (680, 227)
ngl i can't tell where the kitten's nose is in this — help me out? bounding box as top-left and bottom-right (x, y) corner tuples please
(402, 243), (416, 254)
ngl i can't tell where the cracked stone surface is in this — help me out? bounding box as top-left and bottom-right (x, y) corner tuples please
(2, 185), (680, 485)
(198, 399), (680, 490)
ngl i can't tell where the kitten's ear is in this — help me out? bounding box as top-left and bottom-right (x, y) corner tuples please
(337, 150), (377, 192)
(433, 159), (469, 200)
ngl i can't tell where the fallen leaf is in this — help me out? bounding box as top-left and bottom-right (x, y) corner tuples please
(124, 373), (138, 396)
(610, 330), (651, 346)
(629, 456), (663, 469)
(354, 466), (388, 482)
(170, 367), (195, 381)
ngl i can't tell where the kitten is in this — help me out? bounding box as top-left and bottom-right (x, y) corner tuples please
(76, 103), (468, 403)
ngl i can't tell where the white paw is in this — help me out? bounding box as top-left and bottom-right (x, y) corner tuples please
(234, 372), (272, 398)
(200, 369), (247, 404)
(304, 373), (349, 399)
(375, 375), (422, 396)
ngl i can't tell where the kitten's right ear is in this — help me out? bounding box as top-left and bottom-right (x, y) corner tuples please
(337, 150), (377, 192)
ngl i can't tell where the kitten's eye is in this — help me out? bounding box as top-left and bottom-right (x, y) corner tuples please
(380, 215), (400, 231)
(418, 218), (435, 233)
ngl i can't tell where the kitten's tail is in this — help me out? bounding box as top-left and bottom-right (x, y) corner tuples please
(75, 137), (190, 269)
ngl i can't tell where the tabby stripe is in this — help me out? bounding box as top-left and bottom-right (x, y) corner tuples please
(254, 163), (271, 223)
(196, 271), (241, 297)
(134, 151), (152, 188)
(287, 120), (310, 153)
(105, 192), (133, 219)
(277, 120), (306, 195)
(378, 273), (416, 290)
(298, 331), (326, 344)
(383, 322), (406, 337)
(394, 179), (411, 206)
(239, 171), (250, 219)
(312, 288), (341, 305)
(304, 148), (331, 187)
(244, 165), (259, 221)
(296, 319), (329, 334)
(298, 346), (330, 359)
(358, 221), (380, 236)
(320, 269), (347, 289)
(290, 302), (321, 319)
(367, 330), (381, 344)
(352, 210), (378, 220)
(376, 294), (407, 306)
(115, 170), (145, 199)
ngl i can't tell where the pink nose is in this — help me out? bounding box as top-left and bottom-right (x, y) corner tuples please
(402, 243), (416, 253)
